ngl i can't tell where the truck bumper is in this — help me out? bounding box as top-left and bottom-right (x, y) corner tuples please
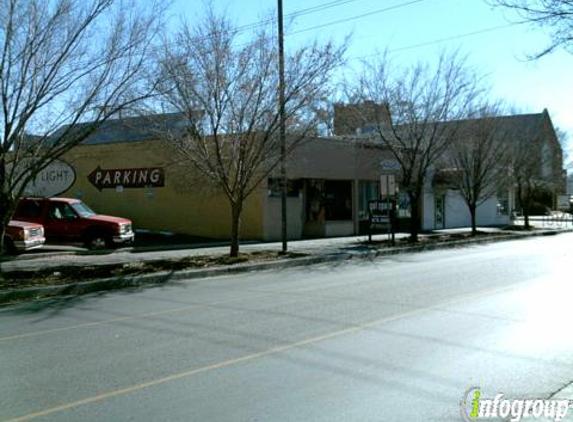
(113, 232), (135, 244)
(13, 237), (46, 251)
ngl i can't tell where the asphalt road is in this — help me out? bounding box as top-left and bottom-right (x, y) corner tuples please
(1, 233), (573, 422)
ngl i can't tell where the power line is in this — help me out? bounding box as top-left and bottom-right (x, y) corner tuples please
(204, 0), (363, 40)
(347, 20), (528, 61)
(389, 21), (529, 53)
(290, 0), (361, 19)
(169, 0), (432, 50)
(286, 0), (430, 36)
(165, 0), (526, 70)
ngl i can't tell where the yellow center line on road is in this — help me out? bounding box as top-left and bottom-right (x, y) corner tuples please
(2, 281), (523, 422)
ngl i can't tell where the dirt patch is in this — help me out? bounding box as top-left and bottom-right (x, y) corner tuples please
(360, 231), (510, 248)
(500, 225), (538, 232)
(0, 251), (308, 290)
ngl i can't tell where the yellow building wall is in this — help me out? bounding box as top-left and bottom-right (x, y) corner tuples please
(60, 140), (264, 240)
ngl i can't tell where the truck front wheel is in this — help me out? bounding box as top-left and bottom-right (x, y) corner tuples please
(84, 233), (111, 250)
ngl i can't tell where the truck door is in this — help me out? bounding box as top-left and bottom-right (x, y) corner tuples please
(45, 202), (79, 240)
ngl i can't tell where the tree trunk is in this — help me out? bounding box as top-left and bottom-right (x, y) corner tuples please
(409, 193), (420, 243)
(523, 207), (530, 229)
(0, 223), (7, 257)
(522, 187), (531, 230)
(0, 164), (6, 255)
(0, 190), (8, 283)
(516, 182), (530, 230)
(0, 190), (14, 256)
(229, 202), (243, 258)
(469, 203), (477, 236)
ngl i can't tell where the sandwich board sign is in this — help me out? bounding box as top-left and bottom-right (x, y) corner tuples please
(369, 200), (391, 224)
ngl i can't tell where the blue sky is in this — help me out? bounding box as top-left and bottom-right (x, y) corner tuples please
(172, 0), (573, 158)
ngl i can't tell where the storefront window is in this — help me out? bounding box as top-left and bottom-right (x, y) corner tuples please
(358, 180), (380, 221)
(307, 179), (325, 222)
(306, 179), (352, 222)
(397, 192), (411, 218)
(324, 180), (352, 220)
(497, 190), (509, 215)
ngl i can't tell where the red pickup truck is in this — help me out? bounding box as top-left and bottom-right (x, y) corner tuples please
(13, 197), (134, 250)
(4, 220), (46, 253)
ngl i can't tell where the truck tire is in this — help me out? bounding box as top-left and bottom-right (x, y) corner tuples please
(84, 233), (111, 250)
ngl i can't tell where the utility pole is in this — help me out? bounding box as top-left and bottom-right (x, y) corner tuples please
(278, 0), (288, 254)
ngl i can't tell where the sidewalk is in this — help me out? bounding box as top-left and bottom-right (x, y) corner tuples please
(0, 231), (412, 272)
(2, 224), (571, 273)
(1, 224), (571, 304)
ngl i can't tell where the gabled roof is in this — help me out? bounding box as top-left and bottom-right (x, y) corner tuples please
(67, 112), (380, 148)
(447, 109), (552, 142)
(42, 113), (190, 147)
(56, 109), (555, 148)
(77, 113), (188, 145)
(329, 110), (554, 149)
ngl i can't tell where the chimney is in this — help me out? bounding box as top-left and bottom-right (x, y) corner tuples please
(333, 101), (391, 136)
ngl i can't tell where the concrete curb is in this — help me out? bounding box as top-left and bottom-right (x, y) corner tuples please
(0, 253), (352, 304)
(0, 229), (570, 305)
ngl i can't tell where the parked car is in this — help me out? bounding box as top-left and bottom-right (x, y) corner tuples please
(13, 197), (134, 250)
(4, 220), (45, 253)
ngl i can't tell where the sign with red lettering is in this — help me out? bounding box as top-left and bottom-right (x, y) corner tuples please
(88, 166), (165, 191)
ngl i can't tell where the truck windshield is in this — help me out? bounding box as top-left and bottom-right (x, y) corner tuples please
(72, 202), (96, 218)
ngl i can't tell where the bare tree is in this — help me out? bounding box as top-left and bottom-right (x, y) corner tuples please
(511, 140), (543, 228)
(507, 110), (563, 228)
(555, 126), (571, 169)
(352, 51), (480, 242)
(0, 0), (164, 254)
(152, 10), (345, 257)
(488, 0), (573, 58)
(442, 104), (511, 235)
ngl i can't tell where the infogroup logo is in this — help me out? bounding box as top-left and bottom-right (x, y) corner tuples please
(460, 387), (570, 422)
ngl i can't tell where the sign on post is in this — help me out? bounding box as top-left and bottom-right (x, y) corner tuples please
(369, 200), (391, 225)
(368, 199), (396, 244)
